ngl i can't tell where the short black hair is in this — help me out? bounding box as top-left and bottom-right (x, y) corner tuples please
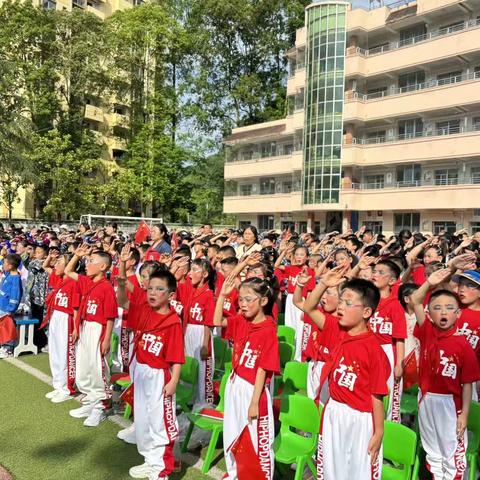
(5, 253), (21, 270)
(218, 245), (236, 258)
(341, 279), (380, 313)
(428, 289), (459, 307)
(208, 244), (220, 253)
(175, 246), (191, 258)
(149, 270), (177, 293)
(398, 283), (418, 310)
(36, 244), (49, 255)
(92, 251), (112, 269)
(346, 236), (363, 250)
(220, 256), (239, 267)
(129, 248), (140, 265)
(376, 259), (401, 280)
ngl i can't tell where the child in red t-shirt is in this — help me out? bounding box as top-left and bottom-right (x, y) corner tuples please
(43, 252), (80, 402)
(317, 279), (390, 480)
(123, 270), (185, 480)
(274, 245), (315, 361)
(215, 276), (280, 480)
(412, 284), (480, 479)
(370, 259), (407, 422)
(295, 265), (346, 404)
(183, 258), (216, 405)
(65, 244), (118, 427)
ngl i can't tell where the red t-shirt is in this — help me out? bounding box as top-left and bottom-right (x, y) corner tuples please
(283, 265), (315, 295)
(50, 277), (80, 316)
(328, 332), (390, 412)
(415, 320), (480, 411)
(223, 289), (239, 318)
(77, 275), (118, 326)
(127, 283), (148, 330)
(457, 308), (480, 358)
(228, 314), (280, 385)
(215, 271), (225, 297)
(134, 307), (185, 370)
(412, 265), (426, 286)
(369, 292), (407, 345)
(184, 283), (215, 327)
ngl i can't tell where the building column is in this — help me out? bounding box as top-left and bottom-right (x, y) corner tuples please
(342, 210), (352, 233)
(307, 212), (315, 233)
(344, 124), (354, 145)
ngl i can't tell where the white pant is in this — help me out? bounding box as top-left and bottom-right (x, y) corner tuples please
(307, 360), (329, 405)
(48, 310), (75, 396)
(224, 374), (275, 480)
(133, 362), (178, 473)
(75, 321), (110, 410)
(318, 399), (382, 480)
(419, 392), (467, 479)
(184, 323), (214, 405)
(285, 294), (303, 361)
(381, 343), (401, 422)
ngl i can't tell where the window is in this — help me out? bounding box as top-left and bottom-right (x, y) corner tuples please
(439, 21), (465, 33)
(261, 142), (276, 158)
(72, 0), (85, 7)
(239, 221), (251, 230)
(471, 222), (480, 234)
(258, 215), (274, 231)
(43, 0), (56, 9)
(113, 105), (126, 115)
(435, 169), (458, 185)
(473, 117), (480, 131)
(281, 180), (293, 193)
(366, 87), (387, 99)
(287, 96), (295, 115)
(365, 175), (384, 189)
(432, 221), (456, 235)
(298, 221), (308, 234)
(436, 119), (460, 135)
(398, 71), (425, 92)
(259, 177), (275, 195)
(240, 184), (253, 196)
(396, 164), (421, 186)
(283, 144), (294, 156)
(365, 130), (386, 144)
(398, 119), (423, 139)
(281, 221), (295, 232)
(295, 89), (304, 111)
(394, 213), (420, 232)
(436, 71), (462, 86)
(399, 24), (427, 46)
(362, 221), (383, 234)
(471, 167), (480, 184)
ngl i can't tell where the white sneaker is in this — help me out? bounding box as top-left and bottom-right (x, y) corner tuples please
(83, 408), (106, 427)
(129, 463), (157, 479)
(45, 390), (58, 399)
(51, 392), (73, 404)
(69, 404), (94, 418)
(41, 345), (49, 353)
(149, 473), (167, 480)
(117, 423), (137, 444)
(0, 348), (12, 359)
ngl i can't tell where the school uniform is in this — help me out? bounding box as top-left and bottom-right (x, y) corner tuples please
(131, 306), (185, 478)
(369, 292), (407, 421)
(283, 265), (315, 361)
(43, 272), (80, 396)
(223, 314), (280, 480)
(0, 272), (22, 346)
(183, 283), (216, 405)
(415, 320), (480, 479)
(75, 276), (118, 412)
(317, 331), (390, 480)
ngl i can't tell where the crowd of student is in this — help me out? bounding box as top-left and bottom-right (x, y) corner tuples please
(1, 221), (480, 480)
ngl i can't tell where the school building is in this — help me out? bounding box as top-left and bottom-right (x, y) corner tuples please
(223, 0), (480, 237)
(1, 0), (132, 220)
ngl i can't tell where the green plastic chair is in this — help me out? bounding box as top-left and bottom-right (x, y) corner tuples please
(273, 394), (321, 480)
(181, 371), (229, 473)
(213, 336), (228, 380)
(467, 401), (480, 480)
(401, 384), (419, 416)
(108, 332), (119, 369)
(277, 325), (295, 347)
(278, 312), (285, 325)
(382, 420), (420, 480)
(277, 361), (308, 399)
(279, 341), (294, 371)
(176, 356), (199, 413)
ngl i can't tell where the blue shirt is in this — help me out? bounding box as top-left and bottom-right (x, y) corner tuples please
(0, 272), (23, 314)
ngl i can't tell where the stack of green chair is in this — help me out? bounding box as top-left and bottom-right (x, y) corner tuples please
(213, 336), (228, 381)
(273, 394), (321, 480)
(176, 356), (199, 413)
(382, 420), (420, 480)
(275, 361), (308, 399)
(277, 325), (295, 347)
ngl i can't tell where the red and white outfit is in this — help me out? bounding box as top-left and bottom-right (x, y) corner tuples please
(369, 293), (407, 421)
(44, 272), (80, 397)
(415, 320), (480, 480)
(183, 283), (216, 405)
(283, 265), (315, 361)
(317, 331), (390, 480)
(223, 314), (280, 480)
(75, 276), (118, 411)
(131, 306), (185, 478)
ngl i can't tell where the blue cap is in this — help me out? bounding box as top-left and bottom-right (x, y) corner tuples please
(453, 270), (480, 287)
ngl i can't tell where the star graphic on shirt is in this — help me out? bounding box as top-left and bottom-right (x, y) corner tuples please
(348, 365), (354, 372)
(157, 335), (162, 340)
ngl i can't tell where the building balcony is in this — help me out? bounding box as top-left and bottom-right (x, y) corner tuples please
(84, 104), (103, 123)
(346, 19), (480, 78)
(340, 179), (480, 211)
(344, 73), (480, 122)
(107, 112), (129, 129)
(287, 68), (306, 96)
(224, 192), (302, 214)
(224, 151), (303, 179)
(86, 4), (105, 18)
(343, 128), (480, 166)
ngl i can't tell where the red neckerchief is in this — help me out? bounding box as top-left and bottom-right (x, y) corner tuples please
(316, 330), (373, 404)
(232, 315), (275, 370)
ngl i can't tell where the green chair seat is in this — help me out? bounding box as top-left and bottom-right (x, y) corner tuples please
(277, 325), (295, 347)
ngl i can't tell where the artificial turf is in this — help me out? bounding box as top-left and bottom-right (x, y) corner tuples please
(0, 358), (216, 480)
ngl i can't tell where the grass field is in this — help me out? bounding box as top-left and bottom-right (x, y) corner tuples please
(0, 357), (216, 480)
